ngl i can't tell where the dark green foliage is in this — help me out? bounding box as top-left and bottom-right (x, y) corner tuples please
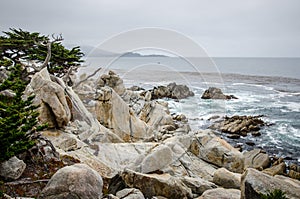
(260, 189), (287, 199)
(0, 64), (45, 162)
(0, 28), (84, 78)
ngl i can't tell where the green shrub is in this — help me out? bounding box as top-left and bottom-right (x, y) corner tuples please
(260, 189), (287, 199)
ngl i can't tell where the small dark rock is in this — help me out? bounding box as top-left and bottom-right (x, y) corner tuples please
(251, 131), (261, 137)
(227, 134), (240, 139)
(246, 141), (255, 146)
(201, 87), (238, 100)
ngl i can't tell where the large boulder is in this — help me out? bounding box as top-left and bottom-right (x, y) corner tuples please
(39, 164), (103, 199)
(121, 169), (193, 199)
(213, 167), (241, 189)
(243, 149), (270, 170)
(167, 82), (194, 99)
(241, 168), (300, 199)
(0, 156), (26, 180)
(149, 82), (194, 100)
(26, 68), (71, 128)
(191, 131), (244, 173)
(97, 70), (126, 96)
(95, 86), (153, 142)
(201, 87), (237, 100)
(197, 188), (241, 199)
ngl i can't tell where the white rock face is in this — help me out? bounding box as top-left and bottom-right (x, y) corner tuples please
(27, 68), (71, 128)
(0, 156), (26, 180)
(95, 86), (153, 142)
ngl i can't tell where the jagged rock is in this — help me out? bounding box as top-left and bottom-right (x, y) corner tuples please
(213, 167), (241, 189)
(241, 168), (300, 199)
(39, 164), (103, 199)
(181, 176), (218, 195)
(0, 156), (26, 180)
(121, 169), (192, 199)
(201, 87), (237, 100)
(97, 70), (126, 95)
(149, 82), (194, 100)
(243, 149), (270, 170)
(167, 82), (194, 99)
(161, 134), (217, 181)
(197, 188), (241, 199)
(191, 131), (244, 173)
(26, 68), (71, 128)
(262, 162), (286, 176)
(95, 86), (153, 141)
(210, 115), (264, 136)
(139, 101), (175, 131)
(116, 188), (145, 199)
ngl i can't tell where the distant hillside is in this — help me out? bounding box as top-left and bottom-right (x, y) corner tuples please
(121, 52), (168, 57)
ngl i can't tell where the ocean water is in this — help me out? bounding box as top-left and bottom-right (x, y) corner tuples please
(80, 57), (300, 163)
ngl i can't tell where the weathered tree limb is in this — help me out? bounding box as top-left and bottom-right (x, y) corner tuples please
(72, 67), (102, 89)
(32, 34), (63, 72)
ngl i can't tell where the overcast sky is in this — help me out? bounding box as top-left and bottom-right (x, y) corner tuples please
(1, 0), (299, 57)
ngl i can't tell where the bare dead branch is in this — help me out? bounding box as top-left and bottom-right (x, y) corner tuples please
(5, 179), (49, 186)
(72, 67), (102, 89)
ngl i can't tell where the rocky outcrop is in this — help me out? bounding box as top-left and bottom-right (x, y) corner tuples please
(97, 70), (126, 96)
(213, 167), (241, 189)
(0, 156), (26, 180)
(190, 131), (244, 173)
(95, 86), (153, 142)
(39, 164), (103, 199)
(243, 149), (270, 170)
(139, 101), (175, 132)
(197, 188), (241, 199)
(26, 68), (71, 128)
(210, 115), (265, 137)
(149, 82), (194, 100)
(121, 169), (193, 199)
(241, 168), (300, 199)
(201, 87), (237, 100)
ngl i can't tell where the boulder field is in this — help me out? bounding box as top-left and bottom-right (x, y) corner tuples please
(1, 70), (299, 199)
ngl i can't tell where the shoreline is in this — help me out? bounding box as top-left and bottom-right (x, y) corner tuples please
(1, 68), (300, 198)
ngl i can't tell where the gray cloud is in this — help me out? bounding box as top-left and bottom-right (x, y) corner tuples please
(0, 0), (299, 56)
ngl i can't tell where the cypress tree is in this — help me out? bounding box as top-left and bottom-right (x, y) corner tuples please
(0, 63), (45, 162)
